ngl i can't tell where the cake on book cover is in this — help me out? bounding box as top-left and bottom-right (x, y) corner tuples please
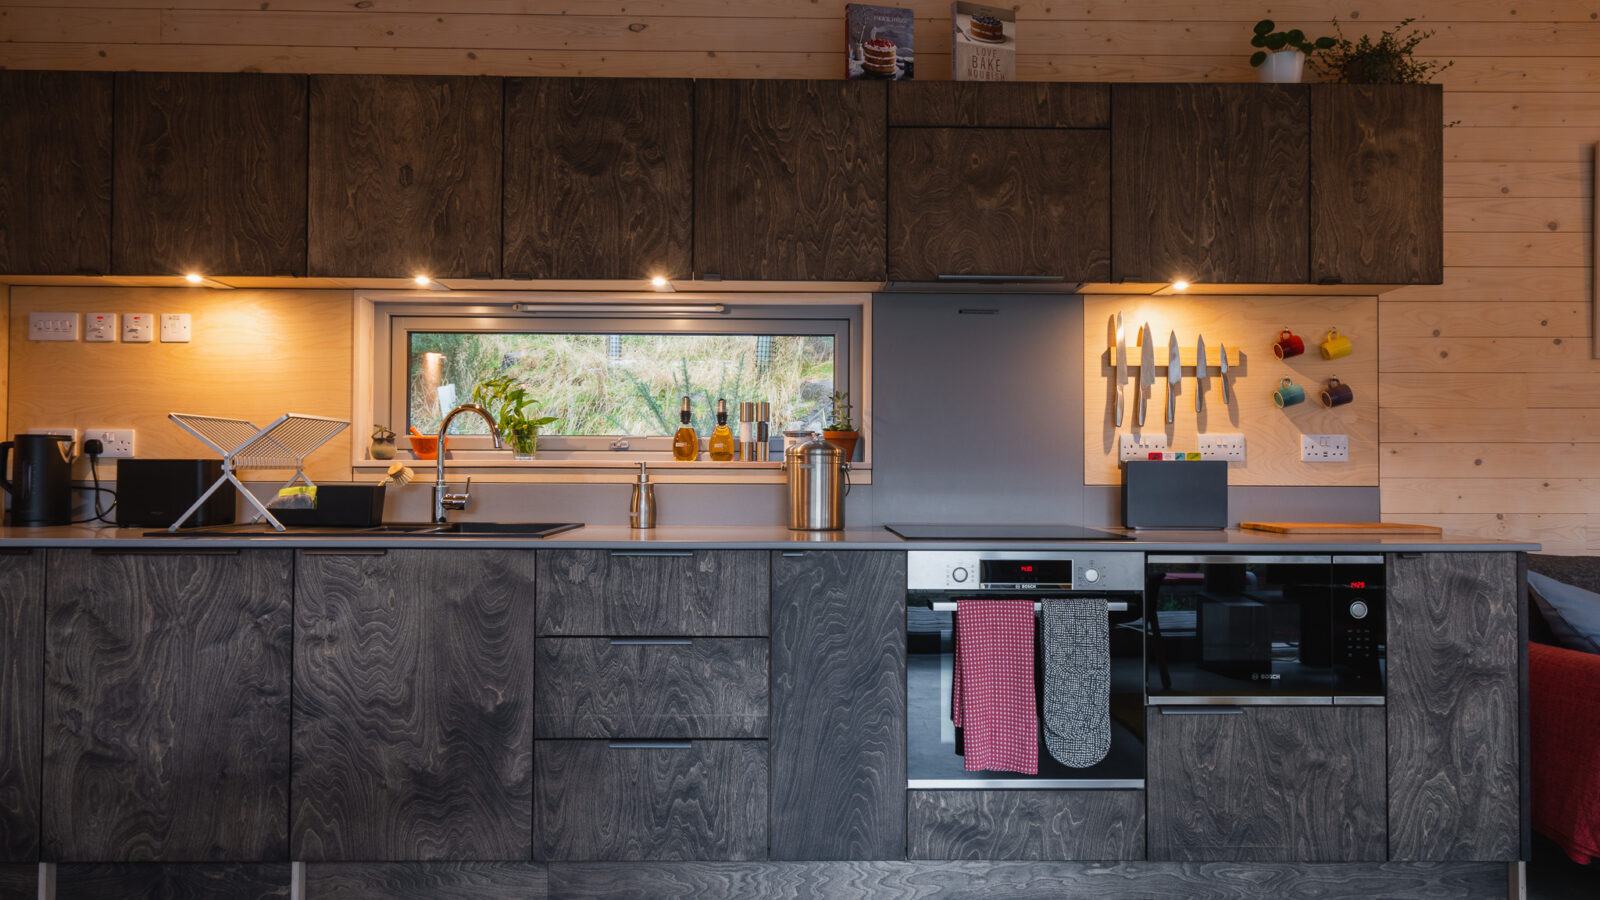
(951, 1), (1015, 81)
(847, 4), (914, 80)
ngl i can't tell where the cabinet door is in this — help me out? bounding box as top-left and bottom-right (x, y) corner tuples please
(1112, 84), (1309, 284)
(55, 863), (290, 899)
(889, 82), (1109, 128)
(1147, 706), (1386, 862)
(537, 549), (768, 637)
(504, 78), (692, 280)
(306, 863), (548, 899)
(907, 790), (1144, 861)
(535, 638), (768, 739)
(1387, 552), (1520, 861)
(114, 73), (308, 276)
(292, 549), (534, 861)
(770, 551), (905, 860)
(0, 71), (112, 276)
(0, 552), (42, 863)
(694, 80), (886, 281)
(1311, 85), (1443, 285)
(309, 75), (502, 279)
(43, 549), (292, 861)
(887, 127), (1109, 282)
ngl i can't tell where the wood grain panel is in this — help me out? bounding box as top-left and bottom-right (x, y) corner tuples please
(1445, 128), (1598, 164)
(694, 80), (885, 282)
(1386, 552), (1520, 861)
(1147, 706), (1387, 863)
(1381, 372), (1600, 408)
(887, 128), (1109, 282)
(536, 549), (767, 637)
(1381, 301), (1586, 338)
(43, 549), (292, 862)
(1382, 407), (1600, 443)
(0, 554), (41, 864)
(309, 75), (501, 278)
(1407, 515), (1586, 555)
(1382, 478), (1596, 515)
(1384, 267), (1589, 302)
(1444, 232), (1588, 267)
(0, 71), (111, 276)
(1444, 163), (1591, 199)
(535, 638), (767, 739)
(907, 791), (1144, 861)
(1112, 84), (1308, 284)
(1445, 198), (1591, 233)
(54, 863), (290, 899)
(1311, 85), (1442, 285)
(546, 860), (1509, 900)
(770, 551), (905, 861)
(113, 73), (307, 277)
(503, 78), (692, 280)
(888, 82), (1108, 128)
(0, 865), (34, 899)
(1384, 443), (1600, 479)
(306, 863), (548, 899)
(292, 549), (535, 861)
(533, 740), (766, 862)
(1380, 335), (1591, 372)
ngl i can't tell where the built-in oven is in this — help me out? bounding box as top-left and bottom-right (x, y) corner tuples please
(906, 550), (1146, 788)
(1145, 554), (1385, 705)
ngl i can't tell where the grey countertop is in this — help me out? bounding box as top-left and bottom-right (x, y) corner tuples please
(0, 523), (1541, 553)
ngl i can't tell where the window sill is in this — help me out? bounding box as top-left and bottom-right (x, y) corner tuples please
(353, 456), (871, 485)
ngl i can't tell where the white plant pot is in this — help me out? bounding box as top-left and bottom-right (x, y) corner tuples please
(1257, 49), (1305, 84)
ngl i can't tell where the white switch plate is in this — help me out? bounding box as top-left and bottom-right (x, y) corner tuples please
(160, 313), (191, 342)
(28, 311), (78, 341)
(1198, 433), (1246, 462)
(85, 312), (117, 342)
(85, 429), (135, 458)
(1118, 432), (1169, 461)
(1301, 433), (1349, 462)
(122, 313), (154, 343)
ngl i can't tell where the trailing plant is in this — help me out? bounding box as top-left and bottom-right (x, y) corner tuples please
(1249, 19), (1335, 68)
(1313, 18), (1454, 84)
(827, 391), (855, 432)
(370, 423), (395, 441)
(471, 375), (558, 455)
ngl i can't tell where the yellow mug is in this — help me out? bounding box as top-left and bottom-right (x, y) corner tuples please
(1320, 328), (1353, 360)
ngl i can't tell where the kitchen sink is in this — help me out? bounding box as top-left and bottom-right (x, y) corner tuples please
(152, 522), (582, 539)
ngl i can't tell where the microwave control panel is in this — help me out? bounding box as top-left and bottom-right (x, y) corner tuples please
(907, 551), (1144, 593)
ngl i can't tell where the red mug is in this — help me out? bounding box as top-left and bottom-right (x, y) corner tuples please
(1273, 328), (1305, 360)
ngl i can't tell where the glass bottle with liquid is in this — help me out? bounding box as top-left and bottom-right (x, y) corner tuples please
(708, 399), (736, 462)
(672, 396), (699, 461)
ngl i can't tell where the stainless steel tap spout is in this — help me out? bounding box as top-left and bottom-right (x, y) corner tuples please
(434, 403), (504, 523)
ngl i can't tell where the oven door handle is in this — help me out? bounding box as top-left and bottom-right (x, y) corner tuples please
(927, 600), (1128, 613)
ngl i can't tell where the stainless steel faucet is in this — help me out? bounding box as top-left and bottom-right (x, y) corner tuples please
(434, 403), (504, 523)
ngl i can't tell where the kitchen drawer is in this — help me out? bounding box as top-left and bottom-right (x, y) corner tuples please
(536, 549), (768, 636)
(534, 739), (767, 861)
(536, 638), (769, 739)
(907, 790), (1145, 861)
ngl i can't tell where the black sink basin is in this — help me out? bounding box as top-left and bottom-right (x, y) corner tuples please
(427, 522), (582, 537)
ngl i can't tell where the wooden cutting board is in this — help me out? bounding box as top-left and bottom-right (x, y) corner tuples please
(1240, 521), (1443, 535)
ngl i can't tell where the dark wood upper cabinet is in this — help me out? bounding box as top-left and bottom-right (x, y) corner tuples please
(0, 71), (112, 276)
(887, 127), (1109, 282)
(504, 78), (692, 281)
(1311, 85), (1444, 285)
(0, 553), (43, 863)
(309, 75), (502, 279)
(694, 80), (886, 282)
(1112, 84), (1309, 284)
(114, 73), (308, 277)
(889, 82), (1109, 128)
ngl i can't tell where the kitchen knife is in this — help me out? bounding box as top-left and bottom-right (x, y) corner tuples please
(1219, 342), (1231, 404)
(1166, 330), (1180, 424)
(1195, 334), (1208, 413)
(1138, 324), (1155, 426)
(1114, 312), (1127, 426)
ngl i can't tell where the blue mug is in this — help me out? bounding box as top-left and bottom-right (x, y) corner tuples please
(1273, 377), (1306, 408)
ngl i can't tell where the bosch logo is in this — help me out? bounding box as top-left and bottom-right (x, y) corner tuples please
(1251, 673), (1281, 681)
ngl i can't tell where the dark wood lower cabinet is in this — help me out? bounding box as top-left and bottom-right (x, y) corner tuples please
(537, 549), (769, 637)
(306, 863), (548, 899)
(907, 790), (1144, 860)
(1147, 706), (1387, 862)
(0, 865), (36, 900)
(534, 740), (766, 862)
(43, 550), (292, 862)
(54, 863), (289, 899)
(0, 553), (42, 863)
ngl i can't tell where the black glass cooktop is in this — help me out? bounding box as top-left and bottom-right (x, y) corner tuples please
(885, 523), (1124, 541)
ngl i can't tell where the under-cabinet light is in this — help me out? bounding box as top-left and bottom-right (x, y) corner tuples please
(182, 273), (233, 289)
(511, 303), (726, 315)
(413, 275), (451, 292)
(650, 276), (676, 293)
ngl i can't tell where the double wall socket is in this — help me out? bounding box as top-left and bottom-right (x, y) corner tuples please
(1198, 433), (1246, 462)
(1118, 433), (1169, 461)
(86, 429), (136, 458)
(1301, 433), (1349, 462)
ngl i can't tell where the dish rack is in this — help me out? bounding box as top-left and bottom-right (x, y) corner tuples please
(167, 412), (350, 532)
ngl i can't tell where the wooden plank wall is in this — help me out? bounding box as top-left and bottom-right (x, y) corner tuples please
(0, 1), (1595, 550)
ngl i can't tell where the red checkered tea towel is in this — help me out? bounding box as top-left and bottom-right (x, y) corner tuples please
(952, 598), (1038, 774)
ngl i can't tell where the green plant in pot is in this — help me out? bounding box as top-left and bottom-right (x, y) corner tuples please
(472, 375), (559, 460)
(1249, 19), (1335, 83)
(823, 390), (860, 462)
(1313, 18), (1453, 84)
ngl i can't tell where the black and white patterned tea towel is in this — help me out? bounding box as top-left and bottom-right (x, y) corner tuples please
(1042, 598), (1111, 768)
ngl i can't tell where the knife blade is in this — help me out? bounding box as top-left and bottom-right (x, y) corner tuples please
(1219, 342), (1231, 405)
(1114, 312), (1127, 426)
(1166, 331), (1180, 424)
(1138, 324), (1155, 426)
(1195, 334), (1208, 413)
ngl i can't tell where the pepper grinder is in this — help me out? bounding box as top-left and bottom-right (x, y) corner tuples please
(629, 461), (656, 529)
(756, 402), (771, 461)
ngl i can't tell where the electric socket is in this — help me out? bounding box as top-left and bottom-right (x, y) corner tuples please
(1198, 433), (1246, 462)
(1118, 432), (1169, 461)
(1301, 433), (1349, 462)
(85, 429), (135, 458)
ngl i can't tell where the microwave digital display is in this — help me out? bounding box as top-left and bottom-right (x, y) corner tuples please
(980, 559), (1074, 587)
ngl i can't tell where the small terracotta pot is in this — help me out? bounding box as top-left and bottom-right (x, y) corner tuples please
(823, 430), (860, 461)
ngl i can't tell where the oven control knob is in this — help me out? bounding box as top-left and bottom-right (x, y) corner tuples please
(1349, 600), (1370, 620)
(1082, 568), (1100, 584)
(951, 567), (969, 584)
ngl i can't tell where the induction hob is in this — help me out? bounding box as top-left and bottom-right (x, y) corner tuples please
(885, 523), (1125, 541)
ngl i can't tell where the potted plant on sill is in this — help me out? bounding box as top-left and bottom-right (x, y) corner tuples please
(1249, 19), (1335, 83)
(1312, 18), (1454, 84)
(472, 375), (559, 460)
(823, 390), (860, 462)
(369, 423), (397, 460)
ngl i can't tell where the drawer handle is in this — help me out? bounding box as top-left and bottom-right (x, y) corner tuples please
(1158, 707), (1245, 716)
(302, 549), (388, 557)
(609, 550), (694, 558)
(91, 548), (240, 556)
(780, 551), (805, 558)
(607, 741), (692, 750)
(609, 638), (694, 646)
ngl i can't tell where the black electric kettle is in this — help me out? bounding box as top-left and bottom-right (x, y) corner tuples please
(0, 434), (76, 526)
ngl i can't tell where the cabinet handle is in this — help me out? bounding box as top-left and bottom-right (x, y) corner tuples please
(608, 638), (694, 646)
(781, 551), (806, 558)
(1158, 706), (1245, 716)
(937, 274), (1064, 284)
(91, 548), (239, 556)
(302, 549), (388, 557)
(609, 550), (694, 558)
(607, 740), (692, 750)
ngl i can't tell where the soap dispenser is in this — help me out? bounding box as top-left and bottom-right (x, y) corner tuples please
(629, 461), (656, 529)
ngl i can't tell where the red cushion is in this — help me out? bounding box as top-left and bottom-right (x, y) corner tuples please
(1530, 641), (1600, 864)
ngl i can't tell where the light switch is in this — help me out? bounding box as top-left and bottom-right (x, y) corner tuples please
(123, 313), (154, 343)
(160, 313), (191, 342)
(28, 312), (78, 341)
(86, 313), (116, 342)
